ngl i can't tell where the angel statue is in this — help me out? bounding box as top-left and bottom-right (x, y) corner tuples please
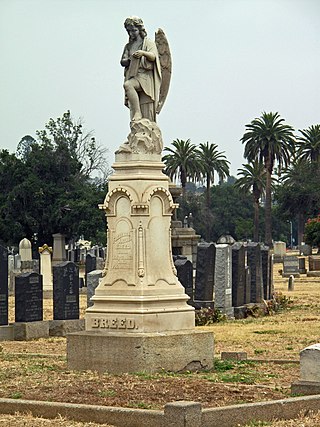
(121, 16), (171, 123)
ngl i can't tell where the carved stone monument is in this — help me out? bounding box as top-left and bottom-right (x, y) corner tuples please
(67, 17), (213, 374)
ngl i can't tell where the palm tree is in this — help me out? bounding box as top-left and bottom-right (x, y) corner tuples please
(197, 142), (230, 209)
(241, 112), (295, 247)
(235, 160), (266, 242)
(162, 139), (199, 197)
(297, 124), (320, 163)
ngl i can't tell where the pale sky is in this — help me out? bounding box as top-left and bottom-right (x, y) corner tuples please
(1, 0), (319, 176)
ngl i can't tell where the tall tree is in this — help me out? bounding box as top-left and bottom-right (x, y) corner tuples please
(235, 160), (266, 242)
(297, 124), (320, 163)
(162, 139), (200, 197)
(197, 142), (230, 209)
(36, 110), (110, 180)
(241, 111), (295, 247)
(276, 158), (320, 245)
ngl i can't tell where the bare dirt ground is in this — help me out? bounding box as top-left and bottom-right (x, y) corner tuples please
(1, 252), (320, 426)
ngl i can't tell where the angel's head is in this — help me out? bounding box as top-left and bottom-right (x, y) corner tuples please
(124, 16), (147, 39)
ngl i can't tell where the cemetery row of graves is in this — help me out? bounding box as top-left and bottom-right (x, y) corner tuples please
(1, 234), (320, 337)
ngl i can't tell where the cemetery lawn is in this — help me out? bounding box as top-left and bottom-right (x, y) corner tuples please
(0, 258), (319, 413)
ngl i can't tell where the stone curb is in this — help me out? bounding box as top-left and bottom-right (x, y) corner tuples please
(1, 395), (320, 427)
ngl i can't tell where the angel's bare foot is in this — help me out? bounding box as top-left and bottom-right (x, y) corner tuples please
(131, 113), (142, 121)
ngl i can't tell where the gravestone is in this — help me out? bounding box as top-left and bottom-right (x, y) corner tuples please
(273, 241), (286, 262)
(283, 255), (300, 278)
(269, 254), (274, 298)
(246, 243), (263, 303)
(231, 242), (246, 307)
(53, 262), (79, 320)
(214, 244), (233, 317)
(0, 245), (9, 325)
(14, 254), (21, 270)
(194, 242), (216, 303)
(85, 253), (96, 287)
(299, 257), (307, 274)
(52, 233), (67, 265)
(174, 256), (193, 303)
(19, 238), (32, 261)
(308, 256), (320, 271)
(291, 343), (320, 396)
(244, 266), (251, 303)
(15, 272), (43, 322)
(87, 270), (103, 307)
(300, 244), (312, 256)
(39, 244), (53, 291)
(260, 245), (270, 299)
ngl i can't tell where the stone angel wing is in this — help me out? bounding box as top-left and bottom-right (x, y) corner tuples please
(155, 28), (172, 114)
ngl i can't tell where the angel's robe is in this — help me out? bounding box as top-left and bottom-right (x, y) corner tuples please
(123, 37), (162, 122)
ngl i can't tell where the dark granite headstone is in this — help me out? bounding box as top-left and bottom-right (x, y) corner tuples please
(0, 245), (9, 325)
(231, 242), (246, 307)
(74, 248), (80, 263)
(299, 257), (307, 274)
(246, 243), (263, 303)
(260, 245), (270, 300)
(15, 272), (43, 322)
(53, 262), (79, 320)
(244, 266), (251, 304)
(269, 254), (274, 297)
(194, 242), (216, 302)
(174, 256), (193, 302)
(309, 256), (320, 271)
(85, 253), (96, 286)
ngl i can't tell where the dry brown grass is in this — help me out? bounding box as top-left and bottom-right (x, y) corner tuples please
(1, 253), (320, 426)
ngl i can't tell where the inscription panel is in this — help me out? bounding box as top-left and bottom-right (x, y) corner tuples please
(112, 232), (133, 269)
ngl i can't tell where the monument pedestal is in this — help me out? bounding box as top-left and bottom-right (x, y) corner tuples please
(67, 124), (214, 373)
(67, 329), (213, 374)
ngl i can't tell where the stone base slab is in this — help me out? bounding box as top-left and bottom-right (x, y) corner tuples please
(67, 329), (214, 374)
(291, 380), (320, 395)
(13, 321), (49, 341)
(307, 271), (320, 277)
(0, 325), (14, 341)
(49, 319), (85, 337)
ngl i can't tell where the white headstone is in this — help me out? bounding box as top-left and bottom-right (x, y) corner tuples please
(19, 238), (32, 262)
(300, 344), (320, 382)
(39, 244), (53, 291)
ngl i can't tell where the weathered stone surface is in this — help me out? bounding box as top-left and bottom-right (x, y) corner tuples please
(0, 325), (14, 341)
(282, 255), (300, 278)
(164, 401), (202, 427)
(273, 241), (286, 262)
(13, 320), (49, 340)
(300, 343), (320, 382)
(221, 351), (247, 361)
(67, 330), (214, 374)
(49, 319), (85, 337)
(87, 270), (103, 307)
(215, 244), (233, 317)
